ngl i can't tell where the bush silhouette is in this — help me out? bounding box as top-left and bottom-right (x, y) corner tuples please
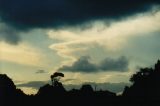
(130, 68), (153, 83)
(80, 84), (94, 93)
(123, 60), (160, 98)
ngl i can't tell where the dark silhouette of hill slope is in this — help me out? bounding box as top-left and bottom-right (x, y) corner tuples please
(0, 74), (26, 106)
(1, 60), (160, 106)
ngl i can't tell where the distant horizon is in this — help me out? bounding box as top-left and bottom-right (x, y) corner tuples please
(15, 80), (131, 94)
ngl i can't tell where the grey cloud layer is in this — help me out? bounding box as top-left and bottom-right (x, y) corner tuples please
(58, 56), (129, 73)
(0, 0), (159, 44)
(0, 23), (20, 44)
(0, 0), (159, 30)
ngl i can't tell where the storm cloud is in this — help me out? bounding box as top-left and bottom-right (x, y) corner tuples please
(100, 56), (129, 71)
(0, 23), (20, 44)
(0, 0), (159, 44)
(58, 56), (129, 73)
(0, 0), (159, 30)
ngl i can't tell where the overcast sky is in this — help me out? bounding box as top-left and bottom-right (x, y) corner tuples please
(0, 0), (160, 94)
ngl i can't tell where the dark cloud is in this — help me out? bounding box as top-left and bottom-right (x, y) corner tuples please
(58, 56), (98, 72)
(0, 0), (159, 44)
(16, 81), (48, 89)
(100, 56), (129, 71)
(0, 0), (159, 30)
(0, 23), (20, 44)
(35, 70), (47, 74)
(58, 56), (129, 73)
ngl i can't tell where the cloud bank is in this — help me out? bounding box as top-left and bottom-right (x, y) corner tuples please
(0, 0), (159, 30)
(58, 56), (129, 73)
(0, 23), (20, 44)
(0, 1), (159, 44)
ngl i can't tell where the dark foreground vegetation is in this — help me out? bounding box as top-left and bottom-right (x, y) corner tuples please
(1, 60), (160, 106)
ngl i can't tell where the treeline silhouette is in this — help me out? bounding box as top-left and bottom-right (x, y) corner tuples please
(1, 60), (160, 106)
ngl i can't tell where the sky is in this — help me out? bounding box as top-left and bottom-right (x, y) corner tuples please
(0, 0), (160, 94)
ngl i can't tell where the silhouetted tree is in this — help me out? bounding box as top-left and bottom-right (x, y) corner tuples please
(123, 60), (160, 98)
(130, 68), (153, 83)
(80, 84), (94, 95)
(50, 72), (64, 86)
